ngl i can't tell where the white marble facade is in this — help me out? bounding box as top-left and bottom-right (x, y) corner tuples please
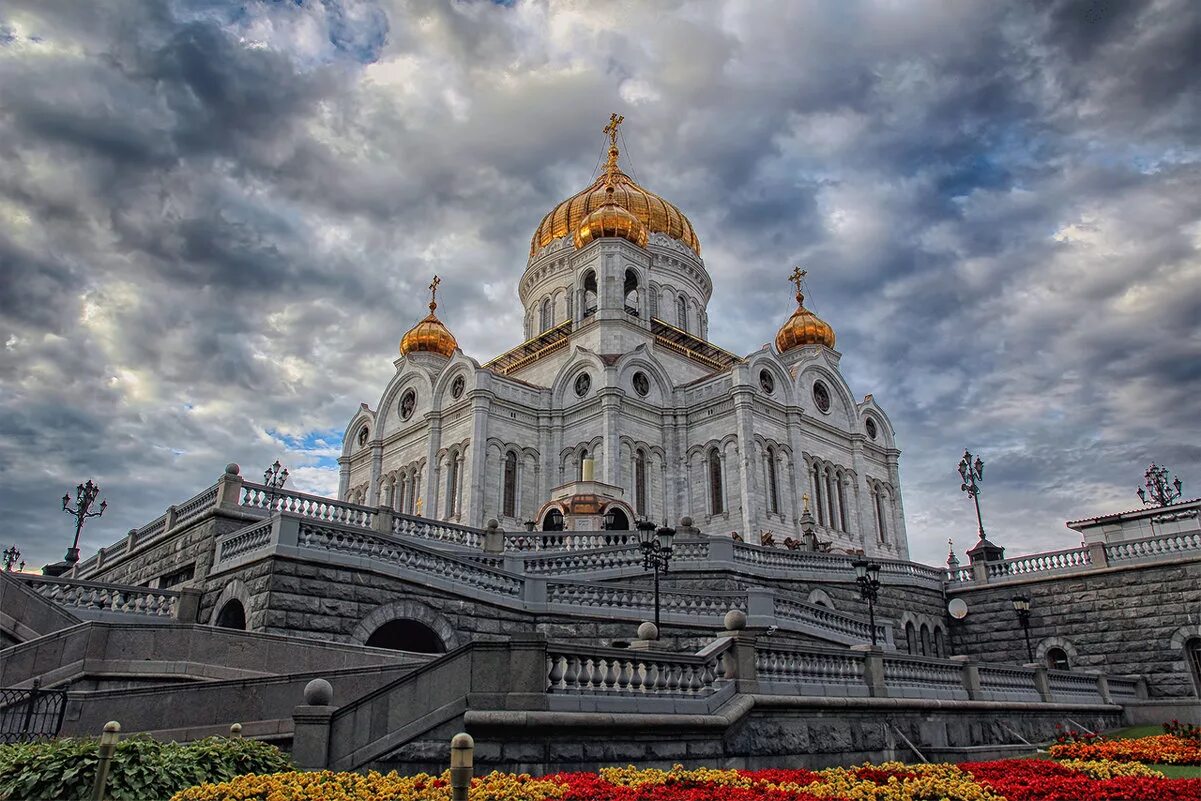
(338, 229), (909, 559)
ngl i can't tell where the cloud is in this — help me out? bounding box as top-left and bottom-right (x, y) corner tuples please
(1, 0), (1198, 570)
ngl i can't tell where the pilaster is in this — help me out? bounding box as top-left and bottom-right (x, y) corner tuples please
(467, 394), (492, 527)
(599, 388), (621, 486)
(731, 381), (759, 538)
(367, 443), (383, 507)
(423, 415), (443, 518)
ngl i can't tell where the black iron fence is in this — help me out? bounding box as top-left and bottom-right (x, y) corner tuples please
(0, 680), (67, 743)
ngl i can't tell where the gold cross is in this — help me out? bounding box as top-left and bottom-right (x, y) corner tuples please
(428, 275), (441, 312)
(604, 113), (624, 150)
(789, 267), (807, 294)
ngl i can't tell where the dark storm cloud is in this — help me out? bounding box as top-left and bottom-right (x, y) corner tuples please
(1, 0), (1198, 569)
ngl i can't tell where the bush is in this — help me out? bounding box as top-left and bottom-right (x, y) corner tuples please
(0, 734), (291, 801)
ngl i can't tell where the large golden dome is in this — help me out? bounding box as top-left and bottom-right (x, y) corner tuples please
(776, 269), (835, 352)
(531, 115), (700, 257)
(400, 276), (458, 358)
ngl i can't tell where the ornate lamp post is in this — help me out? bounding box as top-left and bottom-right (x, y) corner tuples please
(61, 480), (107, 566)
(2, 545), (23, 572)
(1138, 463), (1184, 507)
(851, 559), (882, 646)
(958, 449), (986, 540)
(636, 519), (674, 628)
(1011, 595), (1033, 662)
(263, 460), (290, 511)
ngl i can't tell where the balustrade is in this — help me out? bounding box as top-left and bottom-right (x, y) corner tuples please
(1048, 670), (1103, 702)
(391, 514), (483, 549)
(986, 547), (1092, 579)
(546, 647), (724, 697)
(505, 531), (639, 552)
(1105, 531), (1201, 562)
(297, 522), (524, 598)
(755, 646), (866, 694)
(977, 665), (1042, 701)
(773, 594), (882, 643)
(215, 519), (275, 564)
(240, 483), (374, 528)
(882, 655), (969, 699)
(19, 576), (178, 618)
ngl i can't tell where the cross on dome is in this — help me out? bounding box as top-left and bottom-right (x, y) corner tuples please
(789, 267), (808, 305)
(428, 275), (441, 312)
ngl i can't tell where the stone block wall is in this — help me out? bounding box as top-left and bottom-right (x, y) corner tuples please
(948, 557), (1201, 697)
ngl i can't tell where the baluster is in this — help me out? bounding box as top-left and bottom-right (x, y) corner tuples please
(563, 657), (581, 691)
(617, 660), (634, 693)
(603, 659), (619, 691)
(665, 664), (681, 693)
(548, 656), (565, 691)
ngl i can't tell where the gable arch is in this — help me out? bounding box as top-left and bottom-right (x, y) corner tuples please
(550, 347), (607, 407)
(747, 355), (795, 404)
(340, 405), (378, 459)
(208, 578), (253, 628)
(795, 363), (857, 428)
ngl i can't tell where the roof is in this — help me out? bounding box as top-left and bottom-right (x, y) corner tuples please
(1065, 497), (1201, 529)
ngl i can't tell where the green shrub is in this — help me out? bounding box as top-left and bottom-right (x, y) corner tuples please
(0, 734), (292, 801)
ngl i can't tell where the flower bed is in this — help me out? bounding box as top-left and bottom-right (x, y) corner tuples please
(1049, 733), (1201, 765)
(172, 760), (1201, 801)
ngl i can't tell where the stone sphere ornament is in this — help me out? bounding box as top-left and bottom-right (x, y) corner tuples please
(225, 463), (240, 476)
(303, 678), (334, 706)
(637, 621), (659, 641)
(724, 609), (747, 631)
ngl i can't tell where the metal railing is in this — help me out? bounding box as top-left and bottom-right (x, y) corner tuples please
(0, 681), (67, 743)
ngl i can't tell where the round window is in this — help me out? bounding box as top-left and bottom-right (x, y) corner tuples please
(400, 389), (417, 420)
(632, 371), (650, 397)
(865, 417), (878, 439)
(574, 373), (592, 397)
(759, 369), (775, 394)
(813, 381), (831, 413)
(451, 375), (465, 399)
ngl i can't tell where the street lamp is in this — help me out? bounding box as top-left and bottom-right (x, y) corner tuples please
(61, 480), (107, 565)
(1137, 463), (1184, 507)
(851, 558), (882, 646)
(2, 545), (23, 572)
(636, 519), (674, 628)
(603, 508), (617, 530)
(958, 449), (986, 540)
(263, 460), (289, 511)
(1011, 595), (1033, 662)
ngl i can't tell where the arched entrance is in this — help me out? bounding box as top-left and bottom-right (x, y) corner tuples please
(214, 599), (246, 630)
(365, 619), (446, 653)
(606, 507), (630, 530)
(543, 508), (564, 531)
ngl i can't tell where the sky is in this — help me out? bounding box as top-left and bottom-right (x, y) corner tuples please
(1, 0), (1199, 571)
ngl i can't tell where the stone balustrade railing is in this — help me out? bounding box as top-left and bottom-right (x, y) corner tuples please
(977, 665), (1043, 702)
(215, 518), (275, 564)
(1105, 676), (1142, 700)
(882, 654), (970, 700)
(772, 593), (885, 644)
(1105, 530), (1201, 562)
(985, 546), (1093, 580)
(240, 482), (375, 528)
(17, 575), (181, 619)
(505, 531), (639, 552)
(296, 521), (525, 599)
(755, 644), (868, 696)
(545, 581), (747, 618)
(731, 541), (946, 589)
(391, 513), (483, 549)
(952, 528), (1201, 587)
(546, 644), (726, 697)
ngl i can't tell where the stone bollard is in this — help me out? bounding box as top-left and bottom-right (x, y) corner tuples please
(90, 721), (121, 801)
(292, 679), (337, 770)
(229, 723), (243, 738)
(450, 732), (474, 801)
(484, 519), (504, 554)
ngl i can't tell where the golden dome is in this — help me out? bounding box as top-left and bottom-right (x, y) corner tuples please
(573, 184), (649, 250)
(400, 275), (458, 358)
(531, 114), (700, 257)
(776, 268), (835, 352)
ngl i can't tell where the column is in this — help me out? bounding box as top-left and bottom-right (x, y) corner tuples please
(337, 457), (350, 501)
(367, 443), (383, 507)
(886, 453), (910, 559)
(731, 381), (758, 538)
(423, 416), (442, 518)
(600, 388), (621, 485)
(466, 394), (492, 526)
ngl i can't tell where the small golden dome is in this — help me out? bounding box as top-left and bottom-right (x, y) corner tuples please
(776, 268), (835, 352)
(400, 275), (458, 358)
(573, 185), (649, 249)
(531, 114), (699, 258)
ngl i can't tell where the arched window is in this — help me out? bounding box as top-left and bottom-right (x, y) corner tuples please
(676, 295), (688, 331)
(708, 449), (723, 515)
(540, 298), (552, 332)
(543, 508), (564, 532)
(1186, 638), (1201, 696)
(825, 470), (837, 531)
(583, 271), (598, 316)
(934, 628), (945, 658)
(366, 620), (444, 654)
(837, 476), (848, 532)
(649, 287), (659, 320)
(634, 449), (648, 516)
(1045, 647), (1070, 671)
(578, 449), (588, 480)
(875, 485), (889, 543)
(214, 599), (246, 630)
(920, 624), (931, 656)
(566, 291), (574, 322)
(905, 622), (916, 655)
(624, 269), (639, 315)
(503, 451), (518, 518)
(765, 447), (780, 515)
(812, 465), (826, 527)
(446, 454), (460, 518)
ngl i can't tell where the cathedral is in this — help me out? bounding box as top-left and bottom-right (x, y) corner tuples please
(337, 115), (908, 559)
